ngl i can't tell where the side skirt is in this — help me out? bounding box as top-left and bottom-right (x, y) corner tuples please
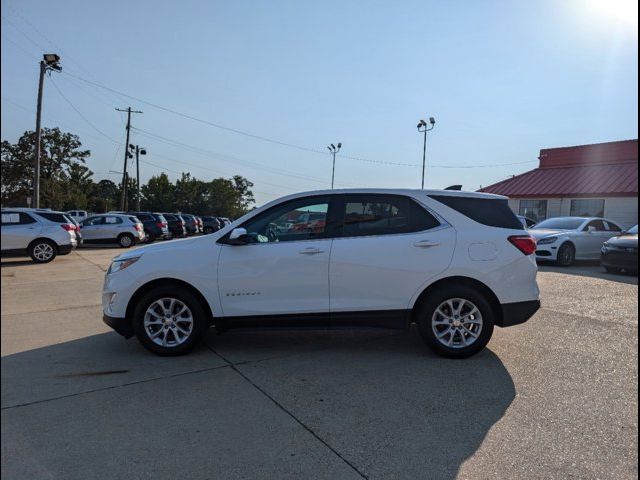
(218, 310), (411, 331)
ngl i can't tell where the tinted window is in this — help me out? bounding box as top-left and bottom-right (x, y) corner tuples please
(35, 212), (71, 223)
(129, 216), (140, 223)
(83, 216), (104, 226)
(241, 197), (330, 243)
(585, 220), (607, 232)
(155, 214), (167, 223)
(570, 199), (605, 217)
(430, 195), (523, 230)
(1, 212), (36, 225)
(164, 214), (177, 221)
(605, 221), (622, 232)
(339, 195), (439, 237)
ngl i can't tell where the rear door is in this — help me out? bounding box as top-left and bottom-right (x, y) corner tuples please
(329, 194), (456, 314)
(80, 216), (104, 241)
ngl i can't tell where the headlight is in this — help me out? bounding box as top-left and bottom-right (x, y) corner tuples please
(108, 256), (141, 274)
(537, 236), (558, 245)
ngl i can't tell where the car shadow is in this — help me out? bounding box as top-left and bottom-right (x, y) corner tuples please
(1, 259), (35, 267)
(538, 261), (638, 285)
(2, 328), (515, 479)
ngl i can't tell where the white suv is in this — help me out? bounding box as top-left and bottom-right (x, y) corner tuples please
(102, 189), (540, 358)
(1, 208), (78, 263)
(80, 214), (146, 248)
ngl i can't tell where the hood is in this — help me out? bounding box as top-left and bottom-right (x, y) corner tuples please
(529, 228), (567, 239)
(605, 233), (638, 248)
(113, 236), (199, 261)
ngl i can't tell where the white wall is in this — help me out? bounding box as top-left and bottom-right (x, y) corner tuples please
(508, 196), (638, 228)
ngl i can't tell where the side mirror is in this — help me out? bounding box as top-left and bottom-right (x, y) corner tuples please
(227, 227), (248, 245)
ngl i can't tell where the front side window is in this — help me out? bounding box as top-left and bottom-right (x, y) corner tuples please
(585, 220), (607, 232)
(241, 197), (330, 243)
(570, 199), (605, 217)
(519, 200), (548, 223)
(339, 195), (440, 237)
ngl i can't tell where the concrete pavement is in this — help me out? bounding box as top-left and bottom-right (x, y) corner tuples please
(1, 248), (638, 479)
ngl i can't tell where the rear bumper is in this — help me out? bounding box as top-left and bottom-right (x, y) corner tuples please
(103, 313), (134, 338)
(58, 244), (75, 255)
(497, 300), (540, 327)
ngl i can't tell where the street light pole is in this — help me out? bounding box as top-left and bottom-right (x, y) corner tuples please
(34, 54), (61, 208)
(130, 145), (147, 211)
(417, 117), (436, 189)
(327, 143), (342, 189)
(116, 107), (143, 211)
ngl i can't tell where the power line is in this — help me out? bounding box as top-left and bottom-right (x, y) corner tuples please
(49, 77), (120, 144)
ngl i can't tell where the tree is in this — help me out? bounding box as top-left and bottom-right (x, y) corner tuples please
(90, 179), (119, 213)
(141, 173), (175, 212)
(1, 127), (91, 208)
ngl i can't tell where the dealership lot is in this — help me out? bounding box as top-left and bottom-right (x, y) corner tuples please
(1, 248), (637, 479)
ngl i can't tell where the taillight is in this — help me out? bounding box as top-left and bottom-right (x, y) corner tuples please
(61, 223), (75, 231)
(135, 224), (143, 231)
(508, 235), (537, 255)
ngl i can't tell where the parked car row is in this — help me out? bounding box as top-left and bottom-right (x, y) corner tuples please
(529, 216), (637, 273)
(1, 207), (236, 264)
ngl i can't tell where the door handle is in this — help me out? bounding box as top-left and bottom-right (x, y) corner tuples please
(299, 247), (323, 255)
(414, 240), (440, 248)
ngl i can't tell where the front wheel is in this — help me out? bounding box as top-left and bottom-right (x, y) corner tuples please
(604, 266), (621, 274)
(416, 286), (495, 359)
(556, 243), (575, 266)
(133, 286), (209, 356)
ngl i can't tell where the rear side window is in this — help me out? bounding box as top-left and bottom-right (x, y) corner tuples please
(339, 195), (440, 237)
(129, 216), (140, 223)
(137, 214), (152, 221)
(430, 195), (523, 230)
(35, 212), (71, 223)
(2, 212), (37, 225)
(104, 216), (123, 224)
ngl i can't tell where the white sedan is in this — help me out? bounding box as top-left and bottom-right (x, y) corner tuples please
(530, 216), (624, 266)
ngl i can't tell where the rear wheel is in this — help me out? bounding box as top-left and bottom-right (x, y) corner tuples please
(133, 286), (209, 356)
(556, 243), (575, 267)
(416, 286), (495, 359)
(118, 233), (135, 248)
(145, 231), (156, 244)
(604, 266), (621, 274)
(28, 239), (57, 263)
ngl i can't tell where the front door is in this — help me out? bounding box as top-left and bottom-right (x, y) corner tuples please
(218, 196), (336, 318)
(329, 194), (456, 313)
(580, 219), (612, 258)
(80, 216), (104, 241)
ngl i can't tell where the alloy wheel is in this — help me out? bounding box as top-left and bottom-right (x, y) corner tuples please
(143, 298), (194, 347)
(431, 298), (483, 349)
(33, 243), (54, 261)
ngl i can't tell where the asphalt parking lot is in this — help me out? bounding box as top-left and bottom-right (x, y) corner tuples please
(1, 247), (638, 480)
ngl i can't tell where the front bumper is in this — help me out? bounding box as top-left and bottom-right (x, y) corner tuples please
(601, 248), (638, 270)
(103, 313), (133, 338)
(535, 244), (558, 261)
(497, 300), (540, 327)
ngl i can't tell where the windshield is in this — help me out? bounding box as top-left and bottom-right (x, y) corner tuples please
(532, 218), (585, 230)
(627, 225), (638, 234)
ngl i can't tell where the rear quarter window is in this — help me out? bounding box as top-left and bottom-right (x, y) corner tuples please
(430, 195), (523, 230)
(35, 212), (71, 223)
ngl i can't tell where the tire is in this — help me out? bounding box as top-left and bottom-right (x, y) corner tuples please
(145, 231), (156, 244)
(203, 227), (213, 235)
(133, 286), (209, 356)
(604, 266), (621, 274)
(416, 285), (495, 359)
(556, 243), (575, 267)
(28, 239), (58, 263)
(118, 233), (135, 248)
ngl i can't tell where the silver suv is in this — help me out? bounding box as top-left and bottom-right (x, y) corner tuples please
(1, 208), (78, 263)
(80, 214), (145, 248)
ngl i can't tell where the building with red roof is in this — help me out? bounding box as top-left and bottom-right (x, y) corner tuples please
(479, 139), (638, 228)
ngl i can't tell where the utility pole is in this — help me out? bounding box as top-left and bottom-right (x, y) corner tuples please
(116, 107), (142, 210)
(417, 117), (436, 189)
(129, 144), (147, 211)
(34, 54), (61, 208)
(327, 143), (342, 189)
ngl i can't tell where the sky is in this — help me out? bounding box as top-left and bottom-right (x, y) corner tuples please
(1, 0), (638, 206)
